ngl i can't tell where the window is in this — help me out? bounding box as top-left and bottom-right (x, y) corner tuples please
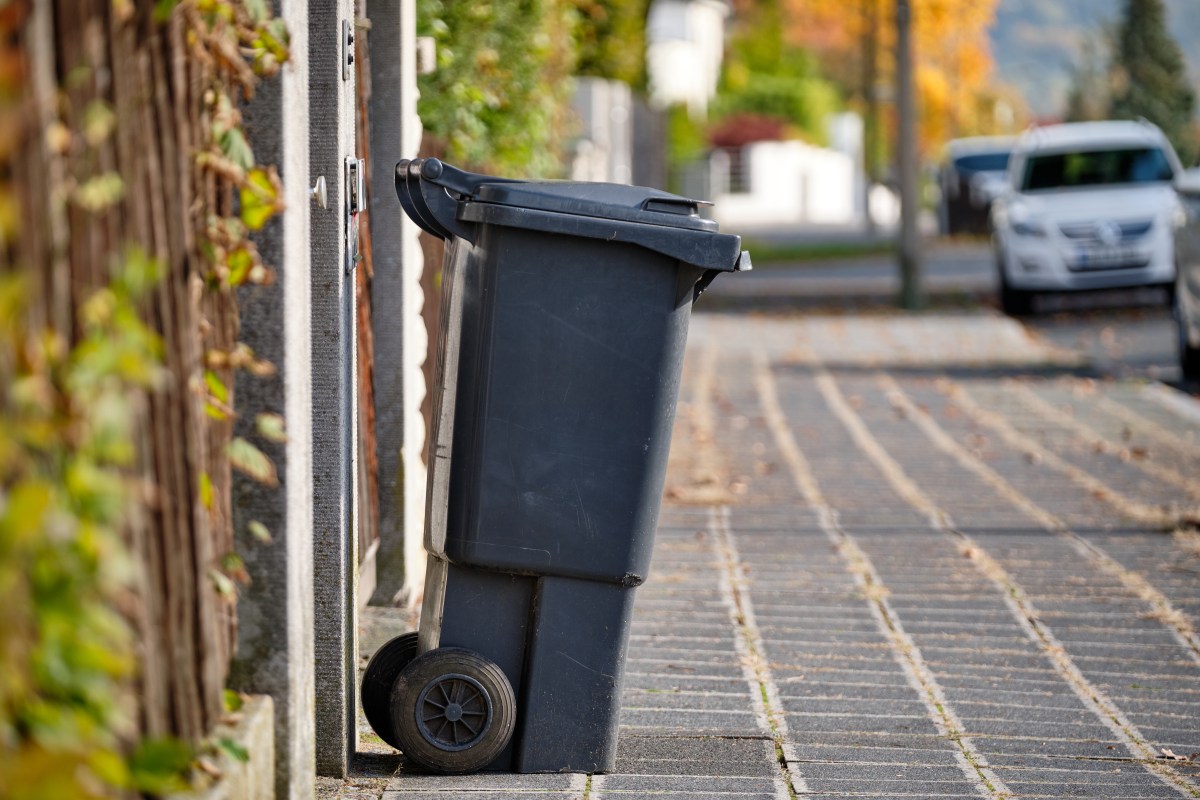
(1021, 147), (1174, 192)
(954, 152), (1010, 173)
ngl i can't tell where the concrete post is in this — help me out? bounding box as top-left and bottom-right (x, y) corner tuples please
(228, 1), (315, 798)
(366, 0), (427, 608)
(309, 0), (359, 778)
(896, 0), (923, 309)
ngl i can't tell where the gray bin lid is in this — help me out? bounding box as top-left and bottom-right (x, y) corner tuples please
(474, 181), (718, 232)
(396, 158), (748, 273)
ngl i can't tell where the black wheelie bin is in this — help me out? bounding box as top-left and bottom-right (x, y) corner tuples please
(361, 158), (750, 775)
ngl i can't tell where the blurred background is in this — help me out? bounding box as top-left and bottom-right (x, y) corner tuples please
(416, 0), (1197, 199)
(415, 0), (1200, 390)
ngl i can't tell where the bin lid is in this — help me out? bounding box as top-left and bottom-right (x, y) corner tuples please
(474, 181), (719, 232)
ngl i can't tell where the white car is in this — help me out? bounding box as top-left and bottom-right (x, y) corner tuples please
(991, 120), (1182, 315)
(1174, 167), (1200, 379)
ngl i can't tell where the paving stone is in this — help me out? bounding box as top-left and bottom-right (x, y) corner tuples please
(613, 735), (776, 774)
(385, 771), (577, 792)
(382, 794), (580, 799)
(597, 775), (777, 793)
(971, 736), (1131, 759)
(618, 708), (762, 736)
(343, 313), (1200, 799)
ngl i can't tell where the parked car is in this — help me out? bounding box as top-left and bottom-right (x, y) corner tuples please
(938, 136), (1014, 235)
(990, 120), (1182, 316)
(1174, 167), (1200, 379)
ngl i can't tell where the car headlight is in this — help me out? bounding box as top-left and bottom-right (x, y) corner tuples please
(1011, 218), (1047, 237)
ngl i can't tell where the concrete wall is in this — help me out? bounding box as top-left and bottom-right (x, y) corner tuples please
(229, 0), (315, 797)
(571, 78), (633, 184)
(309, 0), (360, 779)
(230, 0), (425, 790)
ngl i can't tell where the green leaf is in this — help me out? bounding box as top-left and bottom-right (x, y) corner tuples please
(204, 370), (228, 404)
(255, 413), (286, 444)
(73, 173), (125, 212)
(219, 552), (250, 585)
(227, 246), (255, 287)
(239, 168), (278, 231)
(153, 0), (182, 22)
(243, 0), (269, 23)
(247, 520), (272, 544)
(223, 689), (245, 713)
(219, 128), (254, 171)
(216, 736), (250, 763)
(199, 472), (214, 510)
(82, 101), (117, 147)
(227, 437), (278, 486)
(115, 246), (163, 300)
(88, 748), (132, 789)
(209, 568), (236, 599)
(128, 737), (193, 794)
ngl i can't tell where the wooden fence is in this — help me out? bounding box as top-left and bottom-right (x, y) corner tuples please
(12, 0), (256, 744)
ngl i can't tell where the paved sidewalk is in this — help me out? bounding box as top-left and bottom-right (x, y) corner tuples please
(330, 309), (1200, 799)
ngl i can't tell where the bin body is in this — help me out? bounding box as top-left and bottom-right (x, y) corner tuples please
(440, 223), (697, 583)
(399, 161), (747, 773)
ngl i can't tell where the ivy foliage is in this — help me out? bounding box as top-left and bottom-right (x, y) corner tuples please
(416, 0), (650, 177)
(573, 0), (650, 88)
(417, 0), (579, 176)
(0, 0), (291, 796)
(0, 254), (185, 798)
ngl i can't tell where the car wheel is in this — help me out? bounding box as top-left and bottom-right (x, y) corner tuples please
(1175, 284), (1200, 379)
(996, 249), (1034, 316)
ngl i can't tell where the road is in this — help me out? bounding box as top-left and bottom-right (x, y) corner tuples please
(708, 240), (1197, 394)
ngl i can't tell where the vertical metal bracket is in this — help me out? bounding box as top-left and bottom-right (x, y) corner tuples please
(345, 156), (365, 272)
(343, 19), (355, 81)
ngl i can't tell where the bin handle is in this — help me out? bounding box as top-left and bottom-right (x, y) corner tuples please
(692, 251), (751, 303)
(419, 158), (522, 199)
(395, 160), (442, 238)
(395, 159), (480, 243)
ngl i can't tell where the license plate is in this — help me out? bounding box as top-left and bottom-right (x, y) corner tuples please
(1073, 246), (1146, 269)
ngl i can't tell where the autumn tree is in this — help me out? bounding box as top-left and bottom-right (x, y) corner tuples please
(717, 0), (840, 145)
(781, 0), (1014, 157)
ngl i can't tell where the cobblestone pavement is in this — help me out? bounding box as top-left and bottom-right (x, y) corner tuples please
(330, 309), (1200, 800)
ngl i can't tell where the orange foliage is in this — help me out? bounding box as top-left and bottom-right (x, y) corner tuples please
(782, 0), (1009, 154)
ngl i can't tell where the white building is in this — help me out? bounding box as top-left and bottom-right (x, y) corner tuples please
(646, 0), (729, 117)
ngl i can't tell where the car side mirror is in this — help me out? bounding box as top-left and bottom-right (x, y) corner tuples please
(1174, 168), (1200, 197)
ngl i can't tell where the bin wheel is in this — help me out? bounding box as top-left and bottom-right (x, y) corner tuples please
(361, 631), (420, 750)
(391, 647), (516, 774)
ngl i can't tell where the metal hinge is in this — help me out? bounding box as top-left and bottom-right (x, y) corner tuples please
(345, 156), (365, 272)
(343, 19), (355, 81)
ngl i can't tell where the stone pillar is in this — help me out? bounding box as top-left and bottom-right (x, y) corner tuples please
(228, 1), (315, 798)
(366, 0), (426, 608)
(309, 0), (359, 778)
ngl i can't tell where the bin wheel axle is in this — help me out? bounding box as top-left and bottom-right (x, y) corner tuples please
(416, 673), (492, 750)
(392, 647), (516, 774)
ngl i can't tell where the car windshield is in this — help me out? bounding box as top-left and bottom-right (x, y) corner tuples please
(1021, 147), (1174, 191)
(954, 152), (1010, 173)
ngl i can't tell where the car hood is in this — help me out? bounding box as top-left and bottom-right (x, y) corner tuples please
(1014, 184), (1177, 223)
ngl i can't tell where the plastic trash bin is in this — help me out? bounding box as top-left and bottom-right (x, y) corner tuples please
(361, 158), (750, 775)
